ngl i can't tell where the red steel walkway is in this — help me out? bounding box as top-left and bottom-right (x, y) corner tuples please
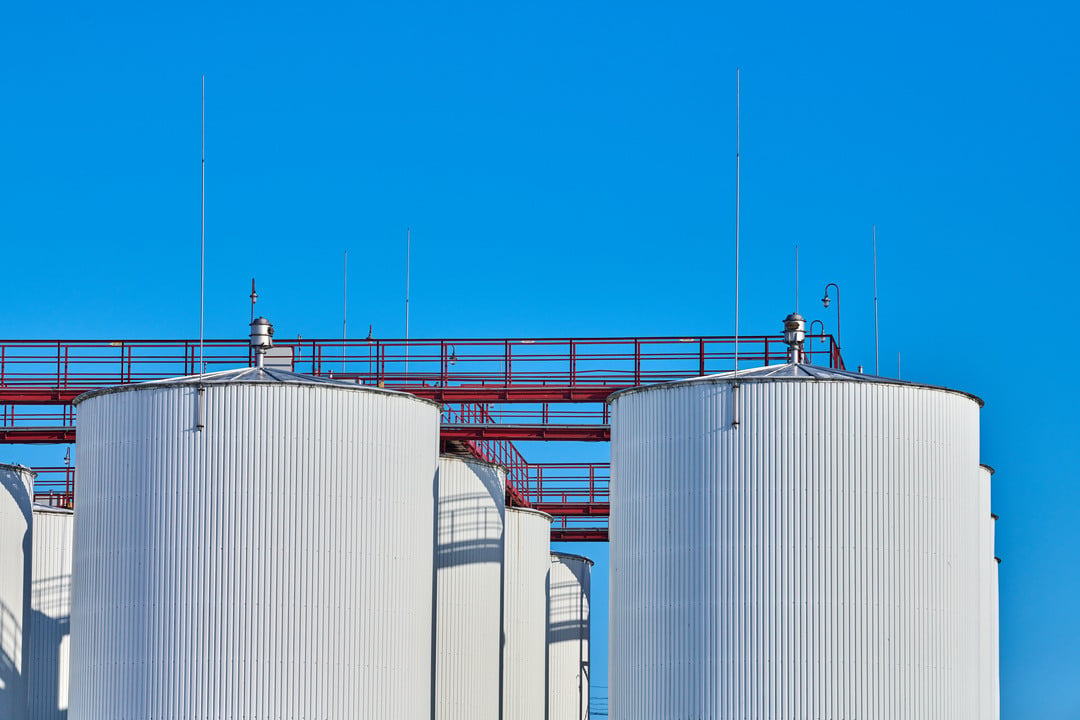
(2, 334), (843, 540)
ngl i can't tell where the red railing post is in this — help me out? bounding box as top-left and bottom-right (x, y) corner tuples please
(504, 341), (512, 387)
(633, 340), (640, 385)
(569, 340), (576, 387)
(699, 339), (706, 376)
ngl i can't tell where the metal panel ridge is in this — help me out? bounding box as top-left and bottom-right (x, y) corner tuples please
(548, 553), (592, 720)
(609, 379), (983, 719)
(0, 463), (34, 720)
(434, 456), (505, 720)
(69, 382), (440, 719)
(503, 507), (552, 720)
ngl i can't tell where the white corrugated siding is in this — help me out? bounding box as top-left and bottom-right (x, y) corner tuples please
(28, 507), (73, 720)
(503, 507), (551, 720)
(991, 517), (1000, 720)
(70, 381), (440, 720)
(0, 464), (34, 720)
(435, 456), (505, 720)
(548, 553), (591, 720)
(609, 378), (983, 720)
(978, 466), (998, 720)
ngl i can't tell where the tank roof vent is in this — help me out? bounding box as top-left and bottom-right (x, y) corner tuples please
(250, 317), (274, 367)
(782, 313), (806, 363)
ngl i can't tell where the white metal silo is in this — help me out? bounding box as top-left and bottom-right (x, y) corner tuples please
(548, 552), (592, 720)
(978, 464), (999, 720)
(609, 360), (985, 720)
(28, 505), (73, 720)
(69, 366), (440, 720)
(434, 455), (505, 720)
(0, 463), (34, 720)
(503, 507), (552, 720)
(991, 515), (1000, 720)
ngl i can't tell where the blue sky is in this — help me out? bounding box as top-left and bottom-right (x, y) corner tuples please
(3, 0), (1079, 715)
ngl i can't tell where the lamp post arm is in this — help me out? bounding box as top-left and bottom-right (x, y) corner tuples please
(824, 283), (841, 349)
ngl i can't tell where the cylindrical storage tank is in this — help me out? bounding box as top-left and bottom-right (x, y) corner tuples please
(28, 505), (74, 720)
(978, 465), (998, 720)
(991, 517), (1000, 720)
(434, 456), (506, 720)
(69, 368), (440, 719)
(609, 363), (984, 720)
(548, 552), (592, 720)
(0, 463), (34, 720)
(503, 507), (552, 720)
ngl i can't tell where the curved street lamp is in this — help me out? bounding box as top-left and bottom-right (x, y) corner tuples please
(822, 283), (841, 352)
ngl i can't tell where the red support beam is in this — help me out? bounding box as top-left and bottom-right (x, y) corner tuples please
(0, 424), (611, 444)
(0, 427), (76, 443)
(550, 528), (608, 542)
(0, 389), (81, 404)
(440, 424), (610, 442)
(533, 502), (610, 516)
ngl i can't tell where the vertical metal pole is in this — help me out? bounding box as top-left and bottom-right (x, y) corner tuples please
(734, 67), (740, 378)
(200, 76), (205, 375)
(873, 225), (880, 375)
(197, 74), (206, 430)
(405, 228), (410, 378)
(343, 250), (347, 374)
(732, 68), (741, 426)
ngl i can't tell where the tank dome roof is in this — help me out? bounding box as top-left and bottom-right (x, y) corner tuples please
(608, 362), (983, 406)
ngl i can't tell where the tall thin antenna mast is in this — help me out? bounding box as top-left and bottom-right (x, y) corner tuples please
(795, 244), (799, 313)
(200, 75), (206, 377)
(873, 225), (880, 375)
(197, 75), (206, 430)
(343, 250), (348, 373)
(405, 227), (411, 377)
(731, 67), (741, 427)
(734, 67), (740, 378)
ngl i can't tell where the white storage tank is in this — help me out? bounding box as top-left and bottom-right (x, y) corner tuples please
(0, 463), (34, 720)
(609, 360), (985, 720)
(978, 464), (999, 720)
(548, 552), (592, 720)
(503, 507), (552, 720)
(434, 455), (506, 720)
(28, 505), (73, 720)
(991, 513), (1001, 720)
(69, 366), (440, 719)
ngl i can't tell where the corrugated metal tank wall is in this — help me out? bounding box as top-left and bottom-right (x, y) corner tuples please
(978, 465), (999, 720)
(609, 376), (984, 719)
(434, 456), (505, 720)
(503, 507), (551, 720)
(28, 506), (73, 720)
(0, 463), (34, 720)
(548, 552), (592, 720)
(69, 378), (440, 719)
(991, 516), (1000, 720)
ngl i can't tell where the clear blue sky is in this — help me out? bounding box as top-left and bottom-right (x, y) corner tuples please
(3, 1), (1078, 715)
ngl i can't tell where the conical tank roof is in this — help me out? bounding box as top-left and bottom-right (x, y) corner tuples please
(608, 362), (983, 406)
(73, 366), (441, 408)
